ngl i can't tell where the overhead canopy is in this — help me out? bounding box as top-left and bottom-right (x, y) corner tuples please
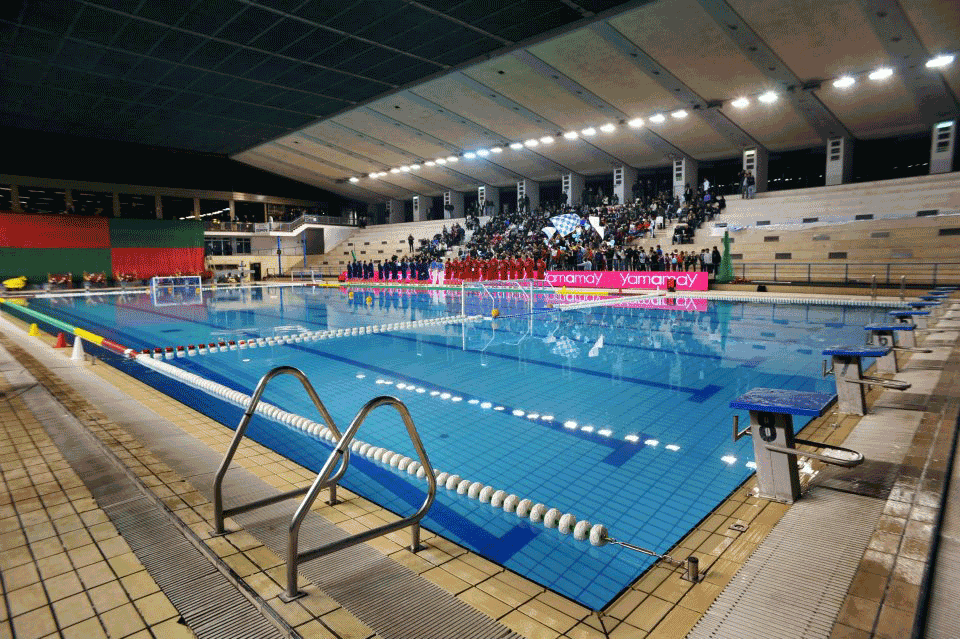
(2, 0), (957, 203)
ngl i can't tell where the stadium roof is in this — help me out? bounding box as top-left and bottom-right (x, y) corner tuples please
(3, 0), (959, 202)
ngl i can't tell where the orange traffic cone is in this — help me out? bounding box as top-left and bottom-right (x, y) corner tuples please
(55, 332), (68, 348)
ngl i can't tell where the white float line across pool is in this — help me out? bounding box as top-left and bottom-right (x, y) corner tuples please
(146, 314), (484, 358)
(133, 352), (613, 548)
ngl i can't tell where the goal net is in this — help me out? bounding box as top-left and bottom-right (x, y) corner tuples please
(151, 276), (203, 306)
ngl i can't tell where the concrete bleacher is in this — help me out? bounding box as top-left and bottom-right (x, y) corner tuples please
(304, 218), (460, 271)
(719, 213), (960, 284)
(719, 172), (960, 228)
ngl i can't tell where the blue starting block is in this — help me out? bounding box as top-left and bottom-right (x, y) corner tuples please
(863, 323), (931, 370)
(908, 300), (945, 320)
(730, 388), (862, 503)
(889, 309), (930, 329)
(822, 345), (911, 415)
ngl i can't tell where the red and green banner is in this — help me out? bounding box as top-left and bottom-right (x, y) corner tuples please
(0, 213), (204, 283)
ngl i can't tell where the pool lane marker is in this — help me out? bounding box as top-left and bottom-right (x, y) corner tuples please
(134, 351), (615, 548)
(143, 314), (484, 359)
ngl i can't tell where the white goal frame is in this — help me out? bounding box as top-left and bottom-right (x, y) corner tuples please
(150, 275), (203, 306)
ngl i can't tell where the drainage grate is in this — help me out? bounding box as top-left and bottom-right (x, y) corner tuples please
(686, 490), (884, 639)
(3, 359), (290, 639)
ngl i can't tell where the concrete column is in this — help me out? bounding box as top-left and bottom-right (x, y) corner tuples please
(562, 172), (585, 206)
(155, 194), (163, 219)
(614, 165), (638, 204)
(64, 188), (73, 213)
(113, 193), (121, 217)
(673, 158), (699, 200)
(388, 199), (405, 224)
(479, 185), (500, 216)
(930, 120), (956, 174)
(743, 147), (768, 193)
(10, 185), (21, 212)
(193, 197), (201, 219)
(228, 199), (236, 221)
(517, 179), (540, 212)
(412, 195), (431, 222)
(443, 191), (464, 219)
(825, 136), (854, 186)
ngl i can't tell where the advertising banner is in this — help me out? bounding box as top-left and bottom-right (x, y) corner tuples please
(544, 271), (709, 291)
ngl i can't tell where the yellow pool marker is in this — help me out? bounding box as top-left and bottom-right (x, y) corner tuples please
(28, 323), (40, 336)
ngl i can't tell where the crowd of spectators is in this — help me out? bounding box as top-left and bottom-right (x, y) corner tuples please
(343, 183), (730, 281)
(438, 185), (726, 274)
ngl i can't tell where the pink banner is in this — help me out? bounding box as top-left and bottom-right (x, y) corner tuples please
(545, 270), (709, 291)
(545, 292), (708, 312)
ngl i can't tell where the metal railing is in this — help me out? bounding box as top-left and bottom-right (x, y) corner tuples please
(205, 214), (356, 234)
(213, 367), (347, 537)
(282, 395), (436, 601)
(731, 261), (960, 287)
(210, 366), (436, 602)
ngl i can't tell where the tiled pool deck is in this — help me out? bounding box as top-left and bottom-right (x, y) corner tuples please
(1, 291), (957, 639)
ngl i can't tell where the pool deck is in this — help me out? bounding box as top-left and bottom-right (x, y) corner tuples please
(1, 291), (957, 639)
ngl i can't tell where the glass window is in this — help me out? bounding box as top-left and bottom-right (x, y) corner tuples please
(236, 238), (251, 254)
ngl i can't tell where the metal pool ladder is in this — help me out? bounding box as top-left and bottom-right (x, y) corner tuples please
(211, 365), (438, 602)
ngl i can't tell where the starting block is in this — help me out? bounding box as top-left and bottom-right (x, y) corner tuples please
(908, 300), (944, 320)
(731, 388), (862, 503)
(889, 309), (930, 330)
(864, 323), (932, 372)
(822, 345), (911, 415)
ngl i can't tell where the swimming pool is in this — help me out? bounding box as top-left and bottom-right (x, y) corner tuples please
(18, 286), (895, 609)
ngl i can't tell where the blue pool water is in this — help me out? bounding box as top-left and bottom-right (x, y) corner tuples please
(20, 286), (894, 609)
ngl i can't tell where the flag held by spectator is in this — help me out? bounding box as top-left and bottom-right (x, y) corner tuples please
(550, 213), (581, 236)
(542, 226), (557, 238)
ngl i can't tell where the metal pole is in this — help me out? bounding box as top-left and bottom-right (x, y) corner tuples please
(461, 282), (465, 316)
(886, 263), (890, 286)
(845, 263), (849, 284)
(871, 275), (877, 300)
(900, 276), (906, 301)
(933, 263), (938, 286)
(808, 263), (811, 283)
(773, 263), (777, 282)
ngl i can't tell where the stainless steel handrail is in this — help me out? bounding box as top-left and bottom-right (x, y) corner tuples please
(281, 395), (437, 601)
(212, 366), (347, 536)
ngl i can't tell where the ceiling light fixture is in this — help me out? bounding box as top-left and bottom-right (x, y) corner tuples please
(349, 177), (359, 183)
(758, 91), (778, 103)
(833, 76), (855, 88)
(731, 97), (750, 108)
(510, 142), (524, 150)
(369, 173), (378, 179)
(410, 164), (420, 170)
(563, 131), (579, 139)
(581, 127), (597, 136)
(540, 136), (554, 144)
(926, 54), (954, 68)
(425, 161), (435, 167)
(436, 158), (447, 164)
(649, 114), (665, 123)
(446, 155), (457, 162)
(390, 168), (400, 173)
(524, 139), (539, 147)
(627, 118), (644, 128)
(599, 123), (616, 133)
(477, 149), (490, 156)
(869, 67), (893, 80)
(491, 146), (503, 153)
(400, 166), (410, 172)
(671, 109), (688, 119)
(464, 152), (476, 159)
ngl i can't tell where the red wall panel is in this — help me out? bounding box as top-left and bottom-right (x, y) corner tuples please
(110, 247), (204, 279)
(0, 212), (110, 248)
